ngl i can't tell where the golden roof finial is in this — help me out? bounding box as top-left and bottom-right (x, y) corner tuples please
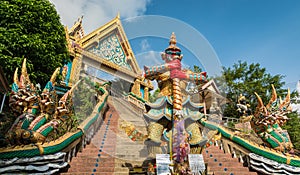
(166, 32), (180, 51)
(169, 32), (176, 46)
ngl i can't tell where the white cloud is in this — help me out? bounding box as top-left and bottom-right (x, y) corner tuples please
(140, 39), (150, 52)
(50, 0), (151, 33)
(136, 51), (162, 68)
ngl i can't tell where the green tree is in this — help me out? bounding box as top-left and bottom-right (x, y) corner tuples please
(0, 0), (69, 86)
(192, 65), (203, 73)
(149, 88), (160, 103)
(215, 60), (286, 118)
(282, 111), (300, 150)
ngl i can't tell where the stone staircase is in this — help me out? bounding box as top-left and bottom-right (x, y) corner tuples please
(61, 96), (149, 174)
(203, 145), (258, 175)
(61, 98), (129, 175)
(111, 97), (150, 170)
(61, 96), (260, 175)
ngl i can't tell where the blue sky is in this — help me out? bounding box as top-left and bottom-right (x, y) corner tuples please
(142, 0), (300, 89)
(52, 0), (300, 90)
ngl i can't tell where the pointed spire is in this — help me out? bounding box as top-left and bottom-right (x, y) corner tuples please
(280, 88), (290, 110)
(169, 32), (176, 47)
(12, 68), (19, 92)
(166, 32), (181, 51)
(266, 84), (277, 109)
(255, 92), (264, 108)
(13, 68), (19, 85)
(21, 58), (31, 86)
(50, 68), (60, 84)
(255, 92), (267, 115)
(42, 68), (60, 93)
(79, 15), (83, 24)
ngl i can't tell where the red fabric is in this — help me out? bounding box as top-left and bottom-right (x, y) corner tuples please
(170, 69), (188, 79)
(167, 59), (181, 70)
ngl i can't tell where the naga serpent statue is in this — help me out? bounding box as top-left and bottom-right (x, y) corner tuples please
(252, 85), (293, 153)
(143, 33), (207, 163)
(3, 59), (76, 146)
(236, 85), (293, 153)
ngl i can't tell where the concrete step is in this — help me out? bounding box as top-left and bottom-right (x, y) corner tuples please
(64, 102), (120, 174)
(205, 156), (240, 163)
(211, 171), (257, 175)
(204, 145), (257, 175)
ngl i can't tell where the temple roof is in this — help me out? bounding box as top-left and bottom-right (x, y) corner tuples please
(80, 14), (141, 75)
(65, 14), (153, 90)
(189, 80), (228, 109)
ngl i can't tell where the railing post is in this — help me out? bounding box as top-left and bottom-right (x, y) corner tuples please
(239, 152), (244, 163)
(215, 140), (218, 147)
(222, 140), (230, 154)
(0, 93), (6, 113)
(220, 140), (224, 151)
(232, 148), (237, 158)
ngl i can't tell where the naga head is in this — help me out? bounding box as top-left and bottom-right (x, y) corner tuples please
(254, 85), (291, 126)
(40, 68), (60, 114)
(9, 59), (39, 115)
(253, 85), (293, 152)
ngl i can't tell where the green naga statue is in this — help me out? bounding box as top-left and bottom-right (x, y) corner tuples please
(252, 85), (293, 153)
(3, 59), (75, 146)
(143, 33), (207, 163)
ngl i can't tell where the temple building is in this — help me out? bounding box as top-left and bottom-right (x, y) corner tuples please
(61, 14), (153, 101)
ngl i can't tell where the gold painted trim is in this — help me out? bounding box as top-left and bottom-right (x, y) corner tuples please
(35, 143), (44, 155)
(287, 155), (291, 165)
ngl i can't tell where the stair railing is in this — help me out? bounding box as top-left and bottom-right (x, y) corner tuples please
(214, 136), (252, 168)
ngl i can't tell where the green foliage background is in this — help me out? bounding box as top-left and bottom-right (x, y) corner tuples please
(215, 60), (286, 118)
(73, 78), (98, 124)
(214, 60), (300, 150)
(282, 112), (300, 150)
(0, 0), (69, 86)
